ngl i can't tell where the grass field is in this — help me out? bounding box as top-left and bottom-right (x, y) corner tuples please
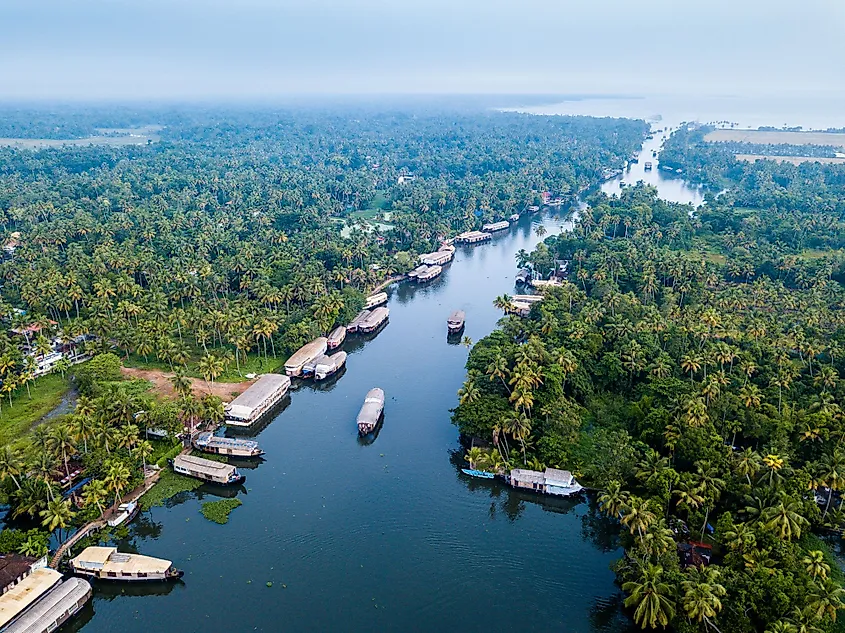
(0, 126), (162, 149)
(0, 374), (71, 446)
(705, 129), (845, 148)
(122, 349), (283, 383)
(735, 154), (845, 165)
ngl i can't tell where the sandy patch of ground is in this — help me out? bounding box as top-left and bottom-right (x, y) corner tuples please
(121, 367), (254, 402)
(736, 154), (845, 165)
(705, 129), (845, 147)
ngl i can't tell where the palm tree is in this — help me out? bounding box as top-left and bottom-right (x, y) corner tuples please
(49, 423), (76, 478)
(0, 445), (24, 490)
(465, 447), (484, 470)
(70, 413), (95, 454)
(457, 378), (479, 405)
(82, 479), (108, 518)
(39, 499), (76, 541)
(30, 453), (58, 502)
(622, 564), (676, 630)
(680, 565), (726, 632)
(817, 450), (845, 519)
(806, 578), (845, 623)
(762, 495), (810, 541)
(765, 621), (797, 633)
(104, 461), (131, 508)
(486, 354), (511, 392)
(722, 521), (756, 554)
(598, 480), (630, 519)
(802, 550), (830, 580)
(733, 448), (761, 486)
(621, 496), (656, 542)
(136, 440), (154, 472)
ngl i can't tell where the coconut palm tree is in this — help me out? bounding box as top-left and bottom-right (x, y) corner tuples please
(762, 495), (810, 541)
(104, 461), (131, 508)
(680, 565), (726, 632)
(621, 496), (656, 542)
(806, 578), (845, 623)
(39, 499), (76, 541)
(82, 480), (108, 518)
(598, 480), (630, 519)
(465, 447), (484, 470)
(621, 564), (676, 630)
(49, 423), (76, 478)
(802, 550), (830, 581)
(0, 445), (24, 490)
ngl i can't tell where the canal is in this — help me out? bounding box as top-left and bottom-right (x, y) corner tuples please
(72, 126), (703, 633)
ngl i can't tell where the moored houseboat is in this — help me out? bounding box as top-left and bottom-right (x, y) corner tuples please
(171, 454), (245, 485)
(224, 373), (291, 427)
(107, 500), (139, 527)
(415, 265), (442, 283)
(515, 268), (531, 285)
(314, 351), (347, 381)
(359, 307), (389, 333)
(357, 388), (385, 435)
(327, 325), (347, 350)
(284, 337), (328, 377)
(419, 250), (453, 266)
(70, 547), (184, 582)
(0, 570), (90, 633)
(447, 310), (465, 333)
(347, 310), (370, 333)
(192, 431), (263, 457)
(509, 468), (583, 497)
(482, 220), (510, 232)
(407, 264), (428, 279)
(364, 292), (388, 309)
(529, 278), (563, 289)
(455, 230), (492, 244)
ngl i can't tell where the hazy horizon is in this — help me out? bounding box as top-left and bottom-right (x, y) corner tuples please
(2, 0), (843, 101)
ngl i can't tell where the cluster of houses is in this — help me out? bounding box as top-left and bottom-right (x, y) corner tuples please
(9, 321), (91, 378)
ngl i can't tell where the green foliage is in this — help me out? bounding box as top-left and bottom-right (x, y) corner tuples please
(139, 468), (202, 510)
(0, 373), (70, 446)
(0, 528), (50, 556)
(74, 353), (123, 396)
(201, 498), (243, 524)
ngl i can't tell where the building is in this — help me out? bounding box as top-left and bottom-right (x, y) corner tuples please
(509, 468), (583, 497)
(0, 555), (47, 595)
(225, 373), (291, 427)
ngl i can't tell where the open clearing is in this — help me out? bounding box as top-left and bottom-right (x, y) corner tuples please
(705, 129), (845, 148)
(736, 154), (845, 165)
(121, 366), (253, 401)
(0, 125), (162, 149)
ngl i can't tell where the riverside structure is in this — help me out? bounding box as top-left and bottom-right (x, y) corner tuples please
(224, 373), (291, 427)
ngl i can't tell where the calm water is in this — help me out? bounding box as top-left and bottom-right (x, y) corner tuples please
(70, 211), (635, 633)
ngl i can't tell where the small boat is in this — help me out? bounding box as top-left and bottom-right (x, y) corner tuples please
(447, 310), (465, 333)
(192, 431), (263, 457)
(107, 500), (139, 527)
(461, 468), (495, 479)
(170, 454), (245, 485)
(70, 547), (184, 581)
(509, 213), (520, 222)
(314, 351), (347, 381)
(327, 325), (346, 350)
(357, 388), (385, 435)
(644, 161), (653, 171)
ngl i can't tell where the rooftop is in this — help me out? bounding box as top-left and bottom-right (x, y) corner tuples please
(0, 555), (39, 592)
(0, 568), (63, 628)
(70, 547), (171, 575)
(284, 338), (328, 368)
(2, 578), (90, 633)
(174, 454), (237, 477)
(227, 373), (290, 414)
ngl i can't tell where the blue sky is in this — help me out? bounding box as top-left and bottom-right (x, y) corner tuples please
(1, 0), (843, 99)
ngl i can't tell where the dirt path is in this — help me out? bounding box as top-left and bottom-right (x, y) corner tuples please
(121, 367), (254, 401)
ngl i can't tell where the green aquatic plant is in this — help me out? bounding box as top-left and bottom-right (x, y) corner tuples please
(200, 498), (243, 524)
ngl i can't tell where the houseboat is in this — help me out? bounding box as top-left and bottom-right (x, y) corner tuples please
(357, 388), (385, 435)
(359, 307), (389, 333)
(511, 294), (544, 305)
(416, 265), (442, 283)
(515, 268), (531, 285)
(509, 300), (532, 317)
(529, 278), (563, 289)
(509, 213), (520, 222)
(509, 468), (583, 497)
(224, 373), (291, 427)
(482, 220), (510, 232)
(284, 337), (328, 377)
(364, 292), (388, 309)
(171, 454), (245, 485)
(347, 310), (370, 333)
(70, 547), (183, 582)
(107, 500), (139, 527)
(447, 310), (465, 333)
(0, 570), (90, 633)
(327, 325), (347, 350)
(456, 230), (492, 244)
(314, 351), (347, 381)
(192, 431), (263, 457)
(644, 161), (653, 171)
(419, 249), (454, 266)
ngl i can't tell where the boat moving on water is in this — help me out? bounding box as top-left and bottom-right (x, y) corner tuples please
(447, 310), (465, 333)
(193, 431), (263, 457)
(70, 547), (184, 581)
(357, 388), (385, 435)
(171, 454), (246, 485)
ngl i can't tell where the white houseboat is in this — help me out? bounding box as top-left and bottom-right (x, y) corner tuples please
(224, 373), (291, 427)
(347, 310), (370, 333)
(314, 351), (347, 381)
(357, 388), (385, 435)
(364, 292), (388, 309)
(359, 307), (389, 333)
(482, 220), (510, 232)
(284, 337), (328, 377)
(456, 230), (492, 244)
(171, 454), (245, 485)
(192, 431), (263, 457)
(415, 265), (442, 282)
(70, 547), (183, 582)
(447, 310), (465, 333)
(509, 468), (583, 497)
(327, 325), (347, 350)
(419, 249), (454, 266)
(0, 571), (90, 633)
